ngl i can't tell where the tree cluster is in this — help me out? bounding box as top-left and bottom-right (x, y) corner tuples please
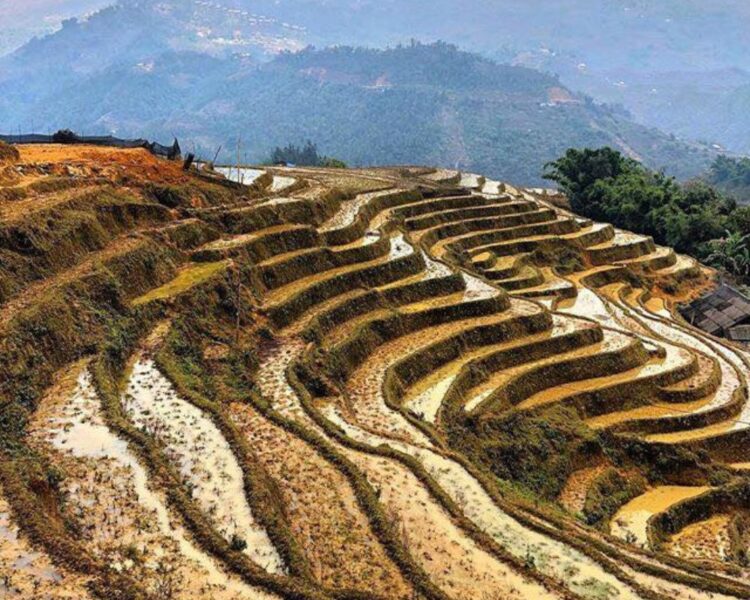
(544, 147), (750, 283)
(268, 141), (346, 168)
(706, 155), (750, 202)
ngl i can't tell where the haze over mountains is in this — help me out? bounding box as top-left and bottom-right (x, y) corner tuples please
(0, 0), (111, 56)
(1, 0), (748, 183)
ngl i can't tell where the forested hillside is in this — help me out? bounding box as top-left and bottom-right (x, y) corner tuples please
(1, 39), (720, 185)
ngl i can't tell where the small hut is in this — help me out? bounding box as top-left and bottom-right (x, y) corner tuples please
(680, 284), (750, 340)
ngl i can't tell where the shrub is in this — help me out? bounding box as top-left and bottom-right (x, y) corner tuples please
(0, 140), (19, 163)
(583, 468), (647, 528)
(230, 534), (247, 552)
(52, 129), (80, 144)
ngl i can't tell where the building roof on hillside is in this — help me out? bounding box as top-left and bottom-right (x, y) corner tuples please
(729, 325), (750, 342)
(680, 283), (750, 336)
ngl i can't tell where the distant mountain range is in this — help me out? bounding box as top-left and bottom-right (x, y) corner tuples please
(9, 1), (750, 71)
(0, 0), (734, 184)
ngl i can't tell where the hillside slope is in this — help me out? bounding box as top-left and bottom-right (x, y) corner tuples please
(3, 142), (750, 599)
(1, 39), (721, 185)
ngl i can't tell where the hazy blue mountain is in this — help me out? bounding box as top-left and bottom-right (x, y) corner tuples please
(538, 64), (750, 154)
(2, 38), (719, 185)
(207, 0), (750, 154)
(0, 0), (741, 182)
(260, 0), (750, 72)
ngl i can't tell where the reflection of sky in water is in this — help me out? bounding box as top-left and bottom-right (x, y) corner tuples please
(1, 507), (61, 584)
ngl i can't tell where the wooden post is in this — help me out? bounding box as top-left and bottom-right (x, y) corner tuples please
(212, 145), (222, 166)
(234, 263), (242, 348)
(182, 153), (195, 171)
(236, 135), (242, 184)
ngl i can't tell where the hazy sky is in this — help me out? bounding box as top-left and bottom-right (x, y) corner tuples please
(0, 0), (109, 21)
(0, 0), (111, 54)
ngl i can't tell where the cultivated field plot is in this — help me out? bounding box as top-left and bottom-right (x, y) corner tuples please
(2, 143), (750, 600)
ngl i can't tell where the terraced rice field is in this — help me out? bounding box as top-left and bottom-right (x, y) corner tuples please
(2, 145), (750, 599)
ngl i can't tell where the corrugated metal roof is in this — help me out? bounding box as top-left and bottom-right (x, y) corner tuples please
(729, 325), (750, 341)
(680, 284), (750, 337)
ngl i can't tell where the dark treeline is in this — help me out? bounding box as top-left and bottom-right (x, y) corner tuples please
(706, 155), (750, 204)
(268, 141), (346, 168)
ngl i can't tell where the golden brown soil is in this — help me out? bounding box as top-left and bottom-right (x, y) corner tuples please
(666, 515), (733, 563)
(558, 463), (608, 514)
(229, 401), (414, 597)
(16, 144), (194, 186)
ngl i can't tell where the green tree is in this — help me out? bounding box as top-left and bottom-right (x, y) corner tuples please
(268, 141), (346, 168)
(544, 147), (737, 258)
(706, 155), (750, 202)
(705, 232), (750, 280)
(543, 147), (638, 214)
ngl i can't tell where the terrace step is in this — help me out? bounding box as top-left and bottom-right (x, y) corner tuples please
(339, 301), (549, 442)
(465, 327), (647, 416)
(421, 206), (551, 252)
(318, 188), (420, 245)
(262, 234), (425, 328)
(605, 299), (748, 438)
(644, 394), (750, 447)
(444, 316), (604, 415)
(585, 230), (655, 265)
(658, 352), (720, 403)
(655, 253), (700, 277)
(191, 223), (320, 263)
(564, 222), (616, 249)
(482, 254), (526, 280)
(401, 315), (598, 423)
(586, 395), (720, 432)
(326, 273), (514, 372)
(493, 264), (545, 291)
(300, 254), (463, 343)
(610, 486), (712, 548)
(617, 246), (676, 271)
(517, 341), (694, 415)
(447, 216), (580, 257)
(389, 193), (499, 221)
(512, 268), (577, 300)
(212, 196), (326, 234)
(405, 201), (537, 232)
(252, 230), (388, 290)
(470, 250), (496, 270)
(464, 218), (582, 258)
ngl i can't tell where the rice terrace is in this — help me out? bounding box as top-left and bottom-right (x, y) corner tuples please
(4, 139), (750, 600)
